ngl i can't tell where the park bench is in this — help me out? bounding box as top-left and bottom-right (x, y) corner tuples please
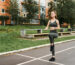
(72, 31), (75, 33)
(20, 29), (72, 38)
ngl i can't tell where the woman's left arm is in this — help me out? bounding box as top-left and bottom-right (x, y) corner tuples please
(55, 20), (60, 30)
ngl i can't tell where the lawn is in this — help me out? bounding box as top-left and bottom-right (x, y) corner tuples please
(0, 25), (75, 53)
(0, 25), (69, 34)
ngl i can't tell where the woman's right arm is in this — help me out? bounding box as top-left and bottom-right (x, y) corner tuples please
(45, 20), (50, 30)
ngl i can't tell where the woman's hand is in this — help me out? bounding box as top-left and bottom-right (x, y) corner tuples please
(44, 27), (48, 30)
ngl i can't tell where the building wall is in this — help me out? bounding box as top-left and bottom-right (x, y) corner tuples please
(0, 0), (11, 24)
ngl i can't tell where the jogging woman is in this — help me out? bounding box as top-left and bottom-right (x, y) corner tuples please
(45, 10), (60, 61)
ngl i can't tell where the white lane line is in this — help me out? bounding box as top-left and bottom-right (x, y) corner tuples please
(17, 57), (64, 65)
(17, 46), (75, 65)
(17, 58), (37, 65)
(16, 53), (64, 65)
(39, 46), (75, 59)
(16, 54), (35, 59)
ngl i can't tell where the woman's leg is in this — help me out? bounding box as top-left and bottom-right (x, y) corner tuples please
(49, 35), (55, 61)
(49, 36), (55, 56)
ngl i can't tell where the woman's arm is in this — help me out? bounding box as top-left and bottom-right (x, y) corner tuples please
(55, 20), (60, 30)
(45, 20), (50, 30)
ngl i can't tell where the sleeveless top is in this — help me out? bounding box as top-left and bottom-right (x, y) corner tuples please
(49, 20), (58, 33)
(49, 20), (57, 27)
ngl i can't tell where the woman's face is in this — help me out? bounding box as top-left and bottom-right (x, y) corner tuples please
(50, 11), (56, 18)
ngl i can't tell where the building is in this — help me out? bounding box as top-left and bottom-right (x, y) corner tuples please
(0, 0), (57, 25)
(0, 0), (40, 25)
(0, 0), (11, 25)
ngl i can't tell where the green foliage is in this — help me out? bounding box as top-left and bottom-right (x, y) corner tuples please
(6, 0), (19, 24)
(40, 18), (49, 26)
(22, 0), (39, 19)
(0, 16), (9, 20)
(0, 16), (9, 26)
(56, 0), (75, 25)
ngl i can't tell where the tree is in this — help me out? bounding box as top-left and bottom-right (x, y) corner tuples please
(56, 0), (75, 26)
(0, 16), (9, 26)
(22, 0), (39, 21)
(6, 0), (19, 25)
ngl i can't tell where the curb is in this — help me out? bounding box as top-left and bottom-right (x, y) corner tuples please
(0, 39), (75, 56)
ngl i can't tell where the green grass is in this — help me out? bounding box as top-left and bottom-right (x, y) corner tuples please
(0, 25), (45, 30)
(0, 31), (75, 53)
(0, 25), (75, 53)
(0, 25), (46, 34)
(0, 25), (69, 34)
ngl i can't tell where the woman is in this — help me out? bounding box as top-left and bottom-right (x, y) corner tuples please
(45, 10), (60, 61)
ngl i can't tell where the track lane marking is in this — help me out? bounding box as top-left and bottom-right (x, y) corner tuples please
(16, 54), (35, 59)
(39, 46), (75, 59)
(16, 47), (75, 65)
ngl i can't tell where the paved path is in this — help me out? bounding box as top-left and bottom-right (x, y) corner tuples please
(0, 40), (75, 65)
